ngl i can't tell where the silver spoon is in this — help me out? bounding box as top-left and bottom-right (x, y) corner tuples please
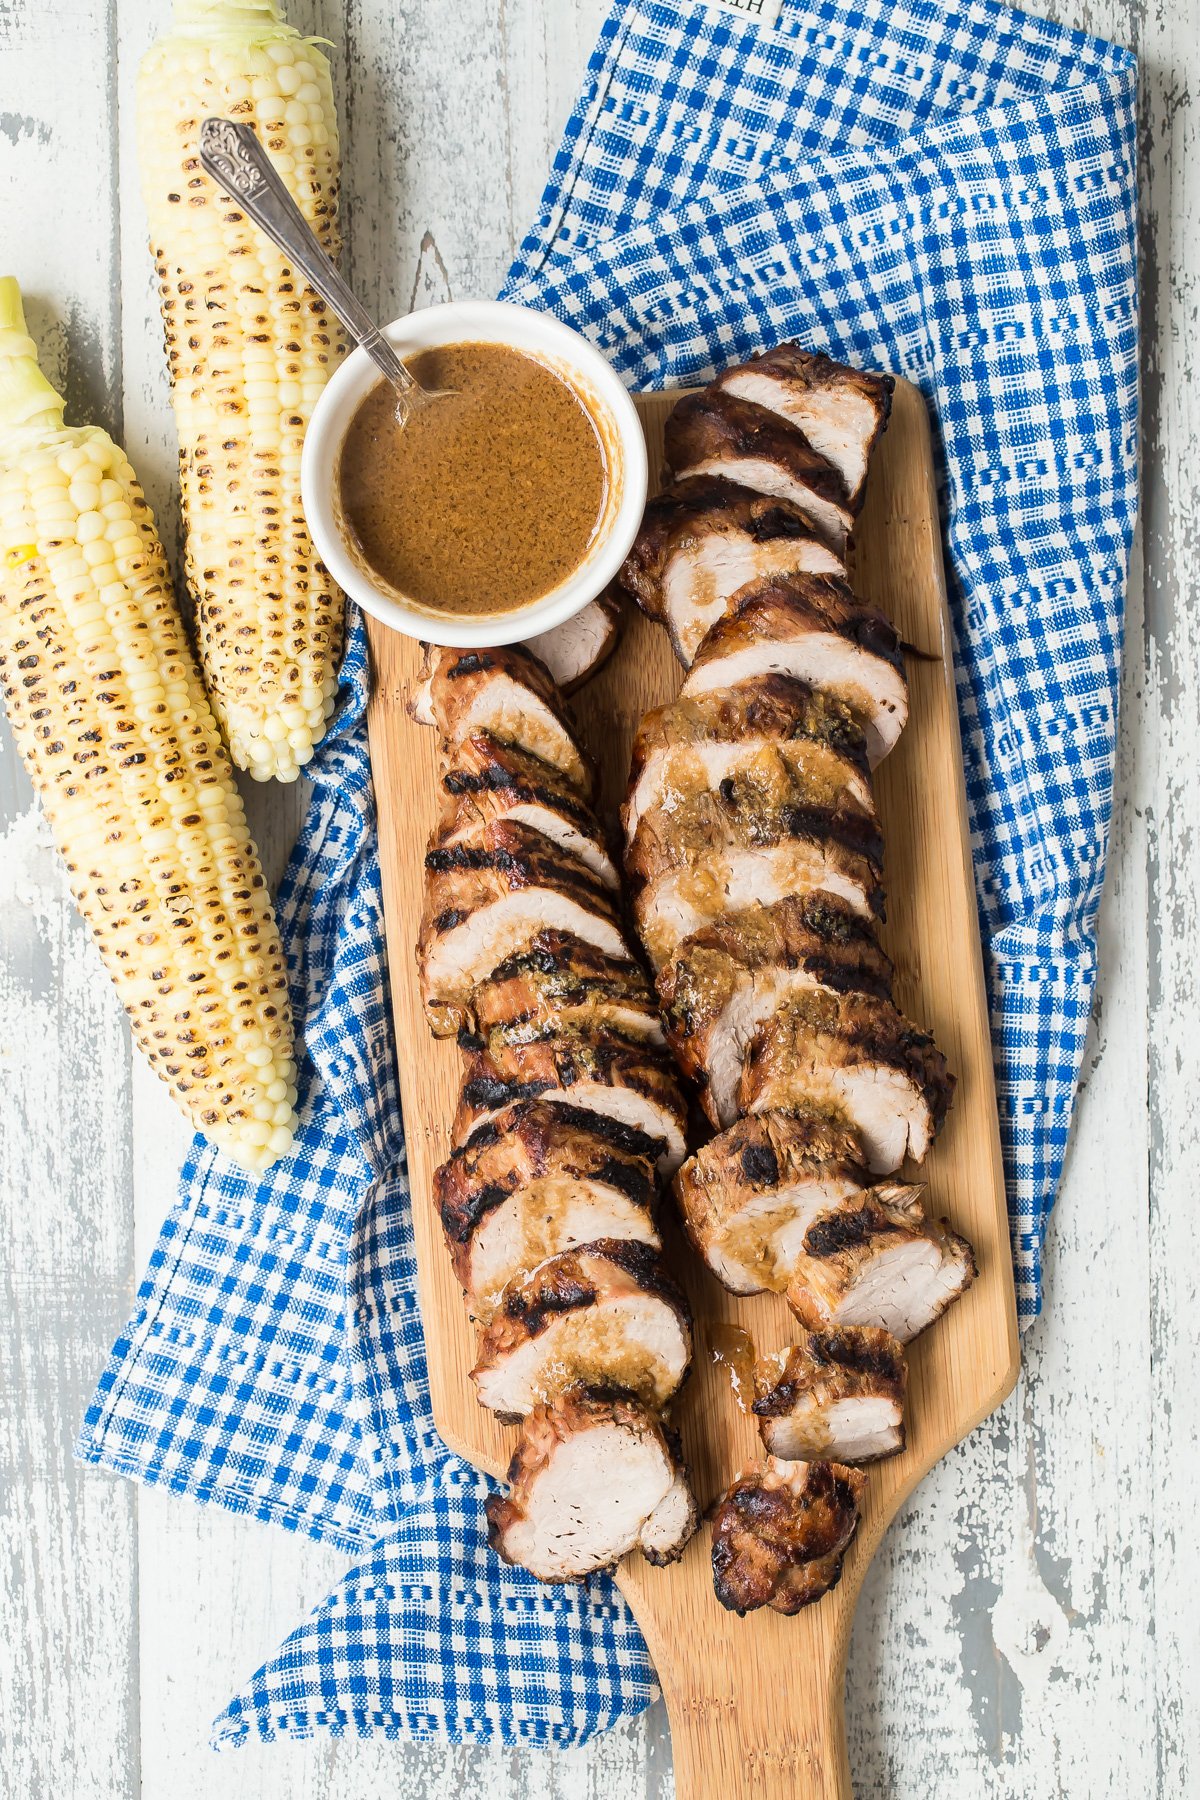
(198, 117), (449, 422)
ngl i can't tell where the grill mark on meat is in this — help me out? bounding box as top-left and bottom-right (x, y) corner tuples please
(691, 573), (905, 678)
(410, 641), (595, 797)
(444, 765), (590, 822)
(448, 651), (495, 679)
(809, 1326), (903, 1381)
(741, 992), (955, 1139)
(498, 1238), (687, 1335)
(542, 1102), (665, 1163)
(438, 1176), (515, 1245)
(501, 1266), (598, 1327)
(741, 1142), (780, 1186)
(752, 1329), (905, 1415)
(594, 1154), (658, 1205)
(714, 345), (894, 504)
(436, 1101), (661, 1257)
(425, 835), (608, 894)
(710, 1457), (865, 1614)
(445, 1108), (662, 1184)
(666, 391), (852, 514)
(461, 1075), (534, 1112)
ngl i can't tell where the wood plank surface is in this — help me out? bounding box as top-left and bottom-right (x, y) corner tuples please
(365, 380), (1019, 1800)
(0, 0), (1191, 1795)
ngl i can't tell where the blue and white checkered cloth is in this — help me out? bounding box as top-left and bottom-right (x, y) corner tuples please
(77, 0), (1138, 1750)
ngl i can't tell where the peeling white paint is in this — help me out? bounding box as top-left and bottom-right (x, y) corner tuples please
(990, 1486), (1074, 1692)
(0, 805), (70, 940)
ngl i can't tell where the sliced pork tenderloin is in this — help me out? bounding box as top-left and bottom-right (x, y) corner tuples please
(739, 991), (954, 1171)
(753, 1327), (907, 1463)
(627, 786), (884, 969)
(452, 1031), (688, 1176)
(436, 734), (618, 887)
(486, 1390), (699, 1580)
(656, 895), (894, 1127)
(435, 1101), (662, 1317)
(710, 1457), (865, 1615)
(418, 819), (631, 1036)
(624, 676), (872, 842)
(471, 1240), (692, 1420)
(682, 574), (908, 765)
(673, 1111), (869, 1295)
(523, 593), (622, 692)
(468, 932), (665, 1049)
(713, 346), (894, 510)
(639, 1468), (701, 1564)
(785, 1183), (978, 1342)
(664, 390), (855, 550)
(617, 475), (844, 664)
(409, 642), (595, 797)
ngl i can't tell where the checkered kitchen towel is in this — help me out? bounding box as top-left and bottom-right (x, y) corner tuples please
(78, 0), (1138, 1750)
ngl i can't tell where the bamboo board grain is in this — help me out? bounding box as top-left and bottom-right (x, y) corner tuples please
(365, 379), (1019, 1800)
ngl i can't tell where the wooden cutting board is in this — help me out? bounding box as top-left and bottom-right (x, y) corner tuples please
(364, 379), (1019, 1800)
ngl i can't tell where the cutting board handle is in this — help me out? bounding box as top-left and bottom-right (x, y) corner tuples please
(620, 1528), (856, 1798)
(655, 1631), (852, 1800)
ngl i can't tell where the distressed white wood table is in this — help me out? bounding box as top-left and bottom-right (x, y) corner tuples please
(0, 2), (1194, 1795)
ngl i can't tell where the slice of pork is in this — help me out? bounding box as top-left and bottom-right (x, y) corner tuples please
(408, 642), (595, 798)
(435, 1100), (662, 1317)
(710, 1457), (865, 1615)
(617, 475), (844, 665)
(739, 991), (954, 1172)
(753, 1327), (906, 1463)
(623, 676), (871, 842)
(785, 1183), (978, 1342)
(452, 1032), (687, 1176)
(639, 1469), (701, 1564)
(714, 346), (894, 509)
(664, 390), (854, 551)
(627, 787), (884, 969)
(468, 932), (664, 1048)
(523, 594), (622, 693)
(418, 819), (631, 1036)
(673, 1111), (869, 1295)
(682, 574), (908, 765)
(437, 734), (618, 887)
(471, 1240), (692, 1420)
(486, 1390), (699, 1580)
(657, 896), (894, 1127)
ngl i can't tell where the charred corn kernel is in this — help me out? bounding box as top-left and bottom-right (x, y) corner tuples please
(137, 0), (345, 782)
(0, 276), (297, 1173)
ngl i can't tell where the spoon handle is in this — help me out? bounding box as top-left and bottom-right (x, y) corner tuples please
(198, 117), (414, 397)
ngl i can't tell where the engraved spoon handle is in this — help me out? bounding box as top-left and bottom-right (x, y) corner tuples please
(198, 117), (416, 400)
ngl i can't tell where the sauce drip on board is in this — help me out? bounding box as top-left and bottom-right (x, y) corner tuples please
(336, 341), (607, 617)
(710, 1322), (757, 1415)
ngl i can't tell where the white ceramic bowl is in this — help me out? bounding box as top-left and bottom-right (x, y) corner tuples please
(301, 299), (647, 647)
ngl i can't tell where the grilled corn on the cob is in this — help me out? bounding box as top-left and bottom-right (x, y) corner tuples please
(0, 277), (298, 1171)
(138, 0), (345, 782)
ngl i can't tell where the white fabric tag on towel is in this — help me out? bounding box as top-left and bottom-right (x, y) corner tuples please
(685, 0), (784, 27)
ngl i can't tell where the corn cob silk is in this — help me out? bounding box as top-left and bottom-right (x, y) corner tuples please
(0, 278), (298, 1172)
(139, 0), (345, 781)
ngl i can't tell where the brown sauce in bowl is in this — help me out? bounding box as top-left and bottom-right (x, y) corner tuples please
(336, 340), (608, 617)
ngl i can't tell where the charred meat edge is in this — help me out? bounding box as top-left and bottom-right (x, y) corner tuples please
(486, 1389), (698, 1578)
(471, 1237), (692, 1421)
(664, 389), (853, 543)
(617, 473), (835, 618)
(710, 1457), (866, 1615)
(752, 1326), (907, 1461)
